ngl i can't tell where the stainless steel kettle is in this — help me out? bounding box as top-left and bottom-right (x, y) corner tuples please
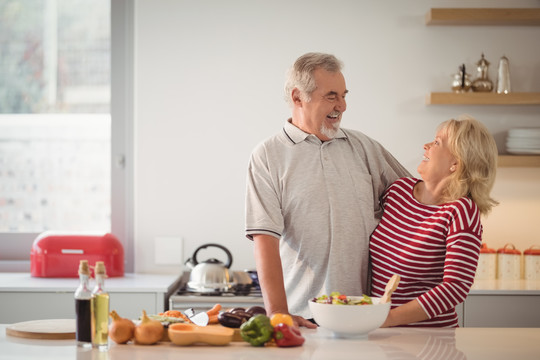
(184, 243), (234, 293)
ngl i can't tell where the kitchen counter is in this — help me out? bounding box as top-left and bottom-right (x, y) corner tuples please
(2, 273), (540, 326)
(470, 279), (540, 294)
(1, 325), (539, 360)
(2, 272), (538, 293)
(0, 272), (182, 292)
(0, 273), (182, 323)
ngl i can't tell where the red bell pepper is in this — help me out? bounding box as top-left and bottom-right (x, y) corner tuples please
(273, 323), (305, 347)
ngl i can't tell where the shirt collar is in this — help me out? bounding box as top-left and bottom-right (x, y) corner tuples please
(283, 118), (347, 144)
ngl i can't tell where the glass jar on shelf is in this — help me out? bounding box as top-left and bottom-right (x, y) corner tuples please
(471, 53), (494, 92)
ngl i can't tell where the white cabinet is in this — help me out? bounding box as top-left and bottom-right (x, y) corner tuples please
(459, 280), (540, 328)
(463, 294), (540, 327)
(0, 273), (182, 323)
(0, 291), (164, 323)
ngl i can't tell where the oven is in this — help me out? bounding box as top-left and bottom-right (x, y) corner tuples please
(169, 270), (264, 312)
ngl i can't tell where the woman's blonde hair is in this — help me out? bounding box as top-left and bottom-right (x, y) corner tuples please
(439, 115), (499, 215)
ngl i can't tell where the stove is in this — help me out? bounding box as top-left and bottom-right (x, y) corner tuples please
(169, 270), (264, 312)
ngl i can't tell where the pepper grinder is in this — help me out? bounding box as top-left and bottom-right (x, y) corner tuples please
(471, 53), (493, 92)
(497, 55), (511, 94)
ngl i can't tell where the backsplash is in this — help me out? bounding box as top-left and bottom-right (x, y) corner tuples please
(481, 167), (540, 253)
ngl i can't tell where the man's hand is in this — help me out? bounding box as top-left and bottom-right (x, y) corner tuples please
(292, 315), (318, 329)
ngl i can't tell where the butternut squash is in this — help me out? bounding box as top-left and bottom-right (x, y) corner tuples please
(168, 323), (234, 346)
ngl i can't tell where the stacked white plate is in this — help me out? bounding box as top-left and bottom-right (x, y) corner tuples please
(506, 128), (540, 155)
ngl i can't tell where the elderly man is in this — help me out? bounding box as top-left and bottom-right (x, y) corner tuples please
(245, 52), (409, 328)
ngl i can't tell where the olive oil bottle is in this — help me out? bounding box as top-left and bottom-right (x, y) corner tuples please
(91, 261), (109, 350)
(74, 260), (92, 348)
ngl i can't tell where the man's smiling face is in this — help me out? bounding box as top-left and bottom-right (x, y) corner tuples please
(296, 68), (348, 141)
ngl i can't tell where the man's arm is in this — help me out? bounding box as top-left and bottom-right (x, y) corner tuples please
(253, 234), (288, 314)
(253, 234), (317, 328)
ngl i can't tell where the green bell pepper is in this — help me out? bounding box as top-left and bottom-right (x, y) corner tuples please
(240, 314), (274, 346)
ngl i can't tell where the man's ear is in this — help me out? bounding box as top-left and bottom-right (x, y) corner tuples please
(292, 88), (303, 106)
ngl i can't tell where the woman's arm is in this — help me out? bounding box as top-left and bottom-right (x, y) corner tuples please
(381, 299), (429, 327)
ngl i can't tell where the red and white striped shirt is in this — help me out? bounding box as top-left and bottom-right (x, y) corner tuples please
(370, 177), (482, 327)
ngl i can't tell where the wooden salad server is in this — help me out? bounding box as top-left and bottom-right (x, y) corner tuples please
(380, 274), (400, 304)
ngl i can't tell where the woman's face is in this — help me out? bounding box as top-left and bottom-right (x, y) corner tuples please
(417, 128), (457, 183)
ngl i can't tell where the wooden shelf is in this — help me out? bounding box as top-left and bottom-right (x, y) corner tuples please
(498, 155), (540, 167)
(426, 8), (540, 169)
(426, 8), (540, 26)
(426, 92), (540, 105)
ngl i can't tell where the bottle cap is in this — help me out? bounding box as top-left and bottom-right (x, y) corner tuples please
(94, 261), (107, 277)
(78, 260), (90, 276)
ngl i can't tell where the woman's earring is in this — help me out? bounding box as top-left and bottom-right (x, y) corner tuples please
(450, 166), (456, 172)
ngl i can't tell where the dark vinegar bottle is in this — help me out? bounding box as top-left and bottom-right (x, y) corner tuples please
(75, 260), (92, 347)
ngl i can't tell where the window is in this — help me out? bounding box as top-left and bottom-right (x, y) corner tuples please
(0, 0), (133, 272)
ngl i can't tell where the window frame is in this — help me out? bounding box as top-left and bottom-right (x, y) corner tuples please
(0, 0), (134, 273)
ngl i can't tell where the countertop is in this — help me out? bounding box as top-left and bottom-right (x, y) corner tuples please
(2, 272), (539, 294)
(0, 272), (182, 292)
(470, 279), (540, 294)
(1, 325), (539, 360)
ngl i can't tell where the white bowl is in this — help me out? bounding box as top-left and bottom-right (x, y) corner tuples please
(308, 296), (390, 338)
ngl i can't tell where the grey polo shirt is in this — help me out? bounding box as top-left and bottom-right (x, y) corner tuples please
(245, 120), (409, 318)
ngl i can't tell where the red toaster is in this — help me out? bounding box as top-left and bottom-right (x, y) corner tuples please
(30, 232), (124, 278)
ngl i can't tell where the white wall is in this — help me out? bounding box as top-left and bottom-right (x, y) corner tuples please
(133, 0), (540, 273)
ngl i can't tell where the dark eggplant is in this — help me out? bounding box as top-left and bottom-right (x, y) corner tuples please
(227, 307), (245, 313)
(218, 312), (245, 328)
(229, 309), (252, 321)
(246, 306), (266, 316)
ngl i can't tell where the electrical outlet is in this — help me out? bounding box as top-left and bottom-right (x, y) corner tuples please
(154, 237), (183, 265)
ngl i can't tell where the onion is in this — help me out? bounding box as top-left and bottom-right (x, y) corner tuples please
(134, 310), (164, 345)
(108, 310), (135, 344)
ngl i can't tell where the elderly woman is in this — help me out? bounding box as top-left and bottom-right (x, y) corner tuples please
(370, 116), (498, 327)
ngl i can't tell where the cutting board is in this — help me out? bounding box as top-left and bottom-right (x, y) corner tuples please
(6, 319), (76, 340)
(232, 327), (242, 342)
